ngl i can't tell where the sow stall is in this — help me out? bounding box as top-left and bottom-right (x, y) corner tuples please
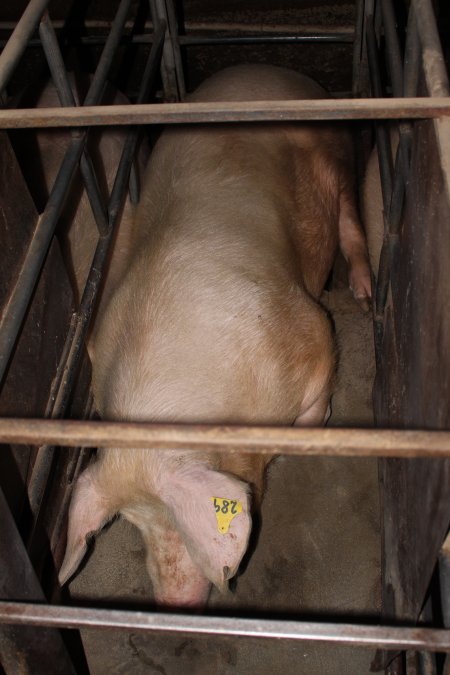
(0, 0), (449, 673)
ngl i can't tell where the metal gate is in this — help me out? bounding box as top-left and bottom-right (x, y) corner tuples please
(0, 0), (449, 672)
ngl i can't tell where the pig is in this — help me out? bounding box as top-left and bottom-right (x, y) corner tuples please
(59, 64), (372, 607)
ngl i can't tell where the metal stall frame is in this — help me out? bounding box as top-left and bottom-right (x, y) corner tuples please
(0, 0), (449, 672)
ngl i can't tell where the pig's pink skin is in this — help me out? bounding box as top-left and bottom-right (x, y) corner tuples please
(59, 65), (371, 607)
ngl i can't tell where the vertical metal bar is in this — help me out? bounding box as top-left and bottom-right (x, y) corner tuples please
(412, 0), (450, 97)
(404, 5), (420, 98)
(163, 0), (185, 98)
(366, 20), (394, 208)
(149, 0), (184, 101)
(440, 533), (450, 675)
(352, 0), (367, 97)
(0, 486), (76, 674)
(0, 0), (51, 95)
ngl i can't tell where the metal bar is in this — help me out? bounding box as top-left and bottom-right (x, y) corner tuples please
(0, 32), (356, 49)
(412, 0), (450, 97)
(0, 139), (85, 385)
(404, 4), (420, 97)
(149, 0), (181, 101)
(163, 0), (185, 99)
(0, 489), (76, 674)
(180, 33), (355, 46)
(352, 0), (366, 97)
(26, 20), (166, 521)
(39, 11), (109, 235)
(366, 19), (394, 205)
(441, 533), (450, 674)
(1, 97), (450, 129)
(83, 0), (133, 106)
(0, 0), (51, 95)
(0, 0), (133, 386)
(380, 0), (404, 98)
(0, 19), (356, 34)
(49, 17), (166, 420)
(0, 419), (449, 458)
(440, 533), (450, 628)
(0, 602), (449, 652)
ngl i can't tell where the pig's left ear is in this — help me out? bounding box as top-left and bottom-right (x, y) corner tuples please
(161, 465), (252, 591)
(59, 465), (116, 585)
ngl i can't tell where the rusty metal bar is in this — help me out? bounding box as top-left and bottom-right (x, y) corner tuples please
(0, 419), (449, 458)
(0, 488), (76, 674)
(0, 601), (449, 652)
(1, 97), (450, 129)
(0, 0), (50, 95)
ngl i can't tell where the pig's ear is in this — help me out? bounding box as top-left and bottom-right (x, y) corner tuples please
(161, 466), (252, 591)
(59, 466), (116, 585)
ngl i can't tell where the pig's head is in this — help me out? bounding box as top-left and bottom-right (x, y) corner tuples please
(59, 452), (252, 607)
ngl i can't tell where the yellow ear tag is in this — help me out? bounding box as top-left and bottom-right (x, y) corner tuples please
(210, 497), (243, 534)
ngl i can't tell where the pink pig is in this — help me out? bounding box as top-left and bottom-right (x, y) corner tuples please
(59, 64), (371, 607)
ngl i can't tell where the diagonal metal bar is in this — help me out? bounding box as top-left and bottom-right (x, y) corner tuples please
(39, 11), (109, 235)
(0, 0), (133, 387)
(0, 0), (51, 95)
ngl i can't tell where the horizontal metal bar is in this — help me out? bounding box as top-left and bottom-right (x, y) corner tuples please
(0, 0), (50, 94)
(179, 33), (354, 45)
(0, 419), (449, 458)
(0, 602), (449, 652)
(0, 19), (355, 35)
(2, 32), (355, 48)
(1, 97), (450, 129)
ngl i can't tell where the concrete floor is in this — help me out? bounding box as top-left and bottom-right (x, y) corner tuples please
(69, 284), (380, 675)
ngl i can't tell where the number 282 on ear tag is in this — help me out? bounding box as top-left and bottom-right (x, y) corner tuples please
(210, 497), (242, 534)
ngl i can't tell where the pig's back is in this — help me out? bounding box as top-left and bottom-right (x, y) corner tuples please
(92, 66), (337, 426)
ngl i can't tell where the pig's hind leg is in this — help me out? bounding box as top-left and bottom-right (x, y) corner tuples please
(338, 189), (372, 311)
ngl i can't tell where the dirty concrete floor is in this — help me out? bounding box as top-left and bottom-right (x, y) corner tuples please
(68, 284), (380, 675)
